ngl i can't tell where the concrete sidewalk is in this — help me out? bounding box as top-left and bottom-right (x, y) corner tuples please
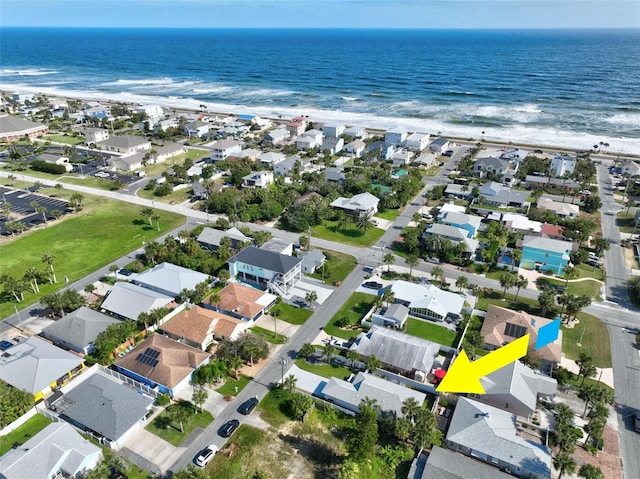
(560, 354), (615, 389)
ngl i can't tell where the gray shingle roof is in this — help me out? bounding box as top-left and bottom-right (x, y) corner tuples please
(40, 306), (119, 353)
(422, 447), (513, 479)
(0, 114), (47, 135)
(522, 236), (572, 255)
(229, 246), (302, 274)
(133, 262), (210, 297)
(197, 227), (249, 248)
(101, 282), (173, 320)
(56, 372), (154, 442)
(96, 135), (150, 149)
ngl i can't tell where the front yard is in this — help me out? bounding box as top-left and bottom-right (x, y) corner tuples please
(250, 325), (288, 344)
(311, 221), (385, 247)
(324, 292), (377, 339)
(404, 318), (459, 347)
(269, 303), (313, 325)
(0, 414), (52, 456)
(295, 358), (352, 380)
(145, 401), (213, 446)
(215, 375), (252, 397)
(307, 248), (357, 285)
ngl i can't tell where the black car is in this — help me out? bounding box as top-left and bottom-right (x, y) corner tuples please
(238, 397), (259, 415)
(118, 268), (133, 277)
(219, 419), (240, 437)
(362, 281), (383, 290)
(443, 150), (454, 157)
(0, 340), (13, 351)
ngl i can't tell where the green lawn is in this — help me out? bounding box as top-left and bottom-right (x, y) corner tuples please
(136, 186), (193, 204)
(375, 209), (400, 221)
(0, 193), (185, 319)
(324, 292), (377, 339)
(562, 312), (612, 368)
(56, 175), (123, 191)
(145, 404), (213, 446)
(42, 134), (84, 145)
(404, 318), (459, 347)
(307, 248), (357, 285)
(476, 290), (541, 316)
(143, 148), (208, 176)
(257, 388), (293, 428)
(576, 263), (606, 281)
(215, 375), (252, 396)
(269, 303), (312, 325)
(295, 358), (352, 380)
(250, 325), (287, 344)
(616, 211), (637, 234)
(0, 414), (52, 456)
(311, 221), (384, 247)
(536, 277), (602, 299)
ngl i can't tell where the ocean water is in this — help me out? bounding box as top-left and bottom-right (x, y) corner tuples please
(1, 28), (639, 153)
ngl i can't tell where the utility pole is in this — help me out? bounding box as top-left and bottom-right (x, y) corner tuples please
(280, 357), (287, 385)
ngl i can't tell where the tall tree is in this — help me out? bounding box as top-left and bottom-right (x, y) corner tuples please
(366, 355), (381, 372)
(401, 397), (421, 423)
(23, 267), (41, 294)
(323, 344), (337, 364)
(578, 464), (605, 479)
(514, 274), (528, 301)
(283, 374), (298, 393)
(346, 399), (379, 462)
(554, 451), (576, 479)
(576, 353), (597, 387)
(455, 275), (469, 292)
(383, 253), (395, 272)
(411, 408), (442, 449)
(141, 207), (154, 226)
(41, 254), (57, 283)
(499, 271), (517, 299)
(405, 254), (420, 275)
(192, 387), (208, 413)
(430, 266), (444, 286)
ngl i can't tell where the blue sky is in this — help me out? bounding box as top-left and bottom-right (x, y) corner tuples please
(2, 0), (639, 29)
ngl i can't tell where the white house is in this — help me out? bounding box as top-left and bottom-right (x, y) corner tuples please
(296, 129), (323, 151)
(133, 262), (210, 297)
(110, 152), (145, 171)
(211, 139), (242, 160)
(537, 197), (579, 218)
(273, 155), (311, 177)
(550, 156), (576, 177)
(330, 192), (379, 218)
(264, 127), (290, 145)
(286, 119), (306, 137)
(228, 246), (303, 295)
(260, 151), (286, 167)
(183, 120), (210, 138)
(135, 104), (163, 120)
(385, 128), (407, 147)
(344, 125), (367, 139)
(391, 149), (413, 166)
(405, 132), (430, 152)
(37, 153), (73, 172)
(242, 170), (274, 188)
(154, 142), (186, 163)
(83, 128), (109, 143)
(389, 280), (465, 322)
(322, 137), (344, 155)
(344, 139), (366, 157)
(322, 122), (345, 138)
(96, 135), (151, 155)
(429, 137), (451, 154)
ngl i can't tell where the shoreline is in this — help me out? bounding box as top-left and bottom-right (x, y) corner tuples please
(3, 87), (639, 158)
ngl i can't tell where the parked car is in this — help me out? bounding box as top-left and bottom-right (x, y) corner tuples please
(194, 445), (218, 467)
(550, 284), (565, 293)
(0, 340), (13, 351)
(118, 268), (133, 277)
(362, 281), (383, 290)
(219, 419), (240, 438)
(238, 397), (259, 415)
(533, 149), (544, 154)
(426, 257), (441, 264)
(443, 150), (454, 157)
(292, 299), (308, 308)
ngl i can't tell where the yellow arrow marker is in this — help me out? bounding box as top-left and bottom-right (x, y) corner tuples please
(437, 333), (530, 394)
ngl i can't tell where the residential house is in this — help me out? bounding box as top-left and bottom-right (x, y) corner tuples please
(405, 132), (430, 152)
(154, 142), (186, 163)
(537, 198), (579, 219)
(384, 128), (407, 147)
(110, 152), (145, 171)
(343, 139), (366, 157)
(161, 306), (247, 349)
(211, 139), (242, 161)
(540, 223), (566, 241)
(389, 280), (465, 322)
(155, 117), (179, 133)
(298, 249), (326, 274)
(133, 262), (210, 298)
(550, 156), (576, 177)
(183, 120), (210, 138)
(0, 422), (102, 479)
(479, 181), (529, 208)
(84, 103), (110, 119)
(96, 135), (151, 155)
(321, 122), (345, 138)
(343, 125), (367, 139)
(114, 334), (209, 396)
(296, 129), (323, 151)
(50, 369), (155, 449)
(391, 149), (413, 166)
(369, 303), (410, 329)
(444, 184), (472, 199)
(259, 151), (286, 168)
(350, 326), (439, 375)
(367, 140), (394, 160)
(261, 238), (294, 256)
(263, 127), (290, 146)
(520, 235), (572, 275)
(445, 397), (552, 478)
(83, 127), (109, 143)
(0, 114), (47, 143)
(286, 119), (306, 137)
(321, 136), (344, 155)
(622, 161), (640, 177)
(324, 167), (346, 184)
(439, 203), (467, 215)
(499, 147), (529, 161)
(330, 192), (379, 218)
(196, 226), (250, 252)
(414, 446), (513, 479)
(135, 104), (163, 121)
(480, 304), (562, 367)
(40, 306), (119, 355)
(469, 360), (557, 419)
(37, 152), (73, 172)
(231, 148), (261, 162)
(101, 282), (174, 321)
(474, 156), (518, 183)
(501, 213), (542, 235)
(429, 137), (451, 154)
(207, 282), (277, 321)
(10, 92), (35, 104)
(525, 175), (579, 190)
(242, 170), (274, 188)
(228, 246), (303, 296)
(439, 211), (482, 238)
(0, 336), (84, 401)
(318, 371), (426, 416)
(423, 223), (479, 255)
(273, 155), (311, 177)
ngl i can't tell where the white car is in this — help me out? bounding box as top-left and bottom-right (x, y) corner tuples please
(194, 444), (218, 467)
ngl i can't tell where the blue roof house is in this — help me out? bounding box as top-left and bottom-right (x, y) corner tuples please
(439, 211), (482, 239)
(521, 236), (572, 275)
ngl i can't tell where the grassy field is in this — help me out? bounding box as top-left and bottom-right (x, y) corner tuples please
(0, 414), (52, 456)
(143, 148), (209, 177)
(269, 303), (312, 325)
(324, 292), (377, 339)
(295, 358), (352, 380)
(42, 134), (84, 145)
(258, 389), (294, 428)
(476, 290), (540, 316)
(136, 186), (193, 204)
(216, 375), (252, 396)
(250, 325), (288, 344)
(146, 405), (213, 446)
(562, 312), (612, 368)
(0, 192), (185, 319)
(536, 277), (602, 299)
(404, 318), (459, 347)
(615, 211), (637, 234)
(56, 175), (122, 191)
(375, 209), (401, 221)
(307, 248), (357, 285)
(311, 221), (384, 247)
(576, 263), (606, 281)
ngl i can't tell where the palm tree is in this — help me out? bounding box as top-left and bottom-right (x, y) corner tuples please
(23, 267), (40, 294)
(576, 353), (597, 387)
(305, 290), (318, 307)
(228, 355), (244, 380)
(283, 374), (297, 393)
(401, 397), (421, 423)
(578, 464), (604, 479)
(337, 212), (350, 231)
(209, 293), (221, 311)
(431, 266), (444, 286)
(455, 276), (469, 292)
(171, 405), (190, 434)
(41, 254), (57, 283)
(151, 213), (161, 231)
(299, 343), (316, 359)
(514, 275), (528, 301)
(383, 253), (395, 272)
(109, 264), (119, 278)
(499, 271), (517, 299)
(69, 192), (84, 211)
(554, 403), (575, 428)
(141, 207), (154, 226)
(356, 213), (373, 233)
(323, 344), (337, 364)
(192, 387), (208, 413)
(563, 265), (578, 287)
(554, 451), (576, 479)
(381, 288), (395, 308)
(366, 355), (381, 372)
(346, 349), (360, 368)
(405, 254), (419, 275)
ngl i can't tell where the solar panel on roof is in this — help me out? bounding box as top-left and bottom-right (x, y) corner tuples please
(148, 348), (160, 359)
(504, 322), (527, 339)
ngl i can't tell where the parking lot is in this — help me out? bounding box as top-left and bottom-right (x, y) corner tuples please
(0, 185), (70, 235)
